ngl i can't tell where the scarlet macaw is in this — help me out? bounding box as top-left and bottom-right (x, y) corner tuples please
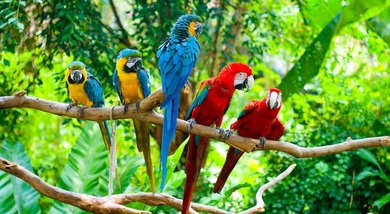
(157, 14), (202, 189)
(213, 88), (285, 193)
(65, 61), (111, 150)
(112, 48), (155, 192)
(182, 63), (255, 214)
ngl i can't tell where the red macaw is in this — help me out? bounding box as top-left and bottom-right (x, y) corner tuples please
(213, 88), (285, 193)
(182, 63), (254, 214)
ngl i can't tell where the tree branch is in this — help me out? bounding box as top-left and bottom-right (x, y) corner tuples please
(1, 90), (389, 157)
(0, 157), (295, 213)
(108, 0), (132, 47)
(240, 164), (297, 214)
(0, 157), (148, 214)
(1, 91), (389, 213)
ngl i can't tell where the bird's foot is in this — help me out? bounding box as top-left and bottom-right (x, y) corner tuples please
(78, 106), (88, 116)
(135, 100), (141, 111)
(187, 118), (196, 132)
(66, 102), (77, 112)
(124, 102), (130, 114)
(259, 137), (267, 149)
(217, 127), (233, 140)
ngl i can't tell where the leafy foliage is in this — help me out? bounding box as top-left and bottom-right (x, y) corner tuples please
(50, 122), (109, 213)
(0, 141), (41, 214)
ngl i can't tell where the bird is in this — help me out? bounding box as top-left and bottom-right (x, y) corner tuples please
(213, 88), (285, 193)
(65, 61), (111, 151)
(182, 63), (255, 214)
(113, 48), (155, 192)
(156, 14), (203, 190)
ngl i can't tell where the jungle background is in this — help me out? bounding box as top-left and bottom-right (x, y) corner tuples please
(1, 0), (390, 213)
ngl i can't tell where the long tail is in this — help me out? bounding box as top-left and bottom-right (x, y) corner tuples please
(160, 95), (180, 189)
(213, 146), (244, 193)
(182, 135), (208, 214)
(98, 121), (121, 189)
(98, 121), (111, 150)
(133, 118), (155, 193)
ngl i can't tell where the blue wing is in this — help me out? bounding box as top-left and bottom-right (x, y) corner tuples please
(185, 82), (210, 120)
(137, 67), (151, 98)
(113, 69), (123, 103)
(84, 72), (105, 108)
(157, 36), (200, 108)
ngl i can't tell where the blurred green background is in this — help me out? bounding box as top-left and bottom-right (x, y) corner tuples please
(1, 0), (390, 213)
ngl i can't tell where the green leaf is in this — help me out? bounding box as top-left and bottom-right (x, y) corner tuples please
(16, 21), (24, 31)
(300, 0), (343, 29)
(158, 138), (188, 191)
(278, 13), (341, 100)
(7, 17), (17, 24)
(356, 170), (377, 181)
(356, 149), (390, 183)
(373, 193), (390, 209)
(367, 8), (390, 46)
(50, 122), (108, 213)
(334, 0), (390, 35)
(3, 59), (10, 66)
(0, 141), (41, 214)
(356, 149), (382, 171)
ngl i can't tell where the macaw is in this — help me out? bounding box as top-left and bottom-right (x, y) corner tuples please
(213, 88), (285, 193)
(65, 61), (111, 151)
(182, 63), (255, 214)
(112, 48), (155, 192)
(156, 14), (202, 190)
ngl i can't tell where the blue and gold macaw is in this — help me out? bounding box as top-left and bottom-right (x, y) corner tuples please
(156, 14), (202, 190)
(113, 48), (155, 192)
(65, 61), (111, 150)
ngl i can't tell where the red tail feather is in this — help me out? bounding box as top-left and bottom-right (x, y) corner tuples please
(213, 146), (244, 193)
(182, 135), (209, 214)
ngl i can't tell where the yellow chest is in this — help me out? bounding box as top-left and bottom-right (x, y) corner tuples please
(68, 83), (93, 107)
(118, 70), (143, 103)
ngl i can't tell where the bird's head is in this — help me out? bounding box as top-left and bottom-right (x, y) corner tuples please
(117, 49), (143, 73)
(67, 61), (87, 84)
(265, 88), (282, 110)
(171, 14), (202, 39)
(216, 63), (254, 92)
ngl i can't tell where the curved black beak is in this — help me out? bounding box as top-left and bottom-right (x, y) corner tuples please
(234, 75), (254, 92)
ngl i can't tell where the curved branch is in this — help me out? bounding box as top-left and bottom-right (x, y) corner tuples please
(240, 164), (297, 214)
(0, 157), (147, 214)
(2, 156), (282, 213)
(0, 156), (297, 214)
(1, 90), (389, 157)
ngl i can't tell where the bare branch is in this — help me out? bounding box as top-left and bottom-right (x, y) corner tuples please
(0, 157), (243, 213)
(0, 155), (298, 214)
(0, 157), (148, 214)
(1, 90), (389, 158)
(240, 164), (297, 214)
(108, 0), (132, 47)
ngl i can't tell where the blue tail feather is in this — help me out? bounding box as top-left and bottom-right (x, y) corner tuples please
(160, 95), (180, 189)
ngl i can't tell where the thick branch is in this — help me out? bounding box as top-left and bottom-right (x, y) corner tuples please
(1, 91), (389, 157)
(0, 157), (147, 214)
(0, 157), (259, 213)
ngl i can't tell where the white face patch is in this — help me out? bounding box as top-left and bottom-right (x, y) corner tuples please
(266, 91), (281, 109)
(234, 72), (248, 86)
(126, 62), (136, 69)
